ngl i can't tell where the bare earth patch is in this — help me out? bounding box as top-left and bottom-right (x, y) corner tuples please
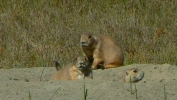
(0, 64), (177, 100)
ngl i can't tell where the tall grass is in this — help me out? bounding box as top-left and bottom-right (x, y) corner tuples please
(83, 76), (88, 100)
(0, 0), (177, 68)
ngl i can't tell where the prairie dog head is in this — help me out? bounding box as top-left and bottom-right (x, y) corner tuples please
(80, 34), (96, 47)
(123, 68), (144, 83)
(74, 56), (90, 70)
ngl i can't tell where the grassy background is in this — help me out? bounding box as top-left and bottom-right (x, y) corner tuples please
(0, 0), (177, 68)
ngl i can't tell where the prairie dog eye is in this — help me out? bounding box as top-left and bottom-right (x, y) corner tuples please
(75, 57), (78, 61)
(133, 69), (138, 73)
(88, 35), (92, 38)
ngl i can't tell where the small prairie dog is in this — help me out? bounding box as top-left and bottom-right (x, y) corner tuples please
(80, 33), (124, 69)
(51, 56), (93, 80)
(122, 68), (144, 83)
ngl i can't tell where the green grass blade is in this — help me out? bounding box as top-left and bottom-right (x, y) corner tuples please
(29, 91), (32, 100)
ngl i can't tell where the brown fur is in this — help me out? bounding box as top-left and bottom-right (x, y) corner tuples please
(51, 56), (93, 80)
(80, 33), (124, 69)
(122, 68), (144, 83)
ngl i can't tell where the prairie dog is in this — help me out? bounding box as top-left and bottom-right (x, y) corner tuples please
(80, 33), (124, 69)
(122, 68), (144, 83)
(51, 56), (93, 80)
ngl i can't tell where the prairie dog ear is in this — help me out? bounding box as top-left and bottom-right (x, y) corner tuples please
(84, 56), (88, 60)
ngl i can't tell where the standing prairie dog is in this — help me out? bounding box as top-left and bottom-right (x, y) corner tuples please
(80, 33), (124, 69)
(122, 68), (144, 83)
(51, 56), (93, 80)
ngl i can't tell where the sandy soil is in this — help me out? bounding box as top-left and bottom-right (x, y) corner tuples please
(0, 64), (177, 100)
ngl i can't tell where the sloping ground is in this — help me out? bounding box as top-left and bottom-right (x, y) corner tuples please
(0, 64), (177, 100)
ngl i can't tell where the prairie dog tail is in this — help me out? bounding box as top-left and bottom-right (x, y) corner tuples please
(54, 60), (61, 71)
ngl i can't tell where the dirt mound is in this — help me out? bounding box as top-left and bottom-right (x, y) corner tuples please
(0, 64), (177, 100)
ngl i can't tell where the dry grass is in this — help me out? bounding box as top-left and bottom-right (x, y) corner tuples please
(0, 0), (177, 68)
